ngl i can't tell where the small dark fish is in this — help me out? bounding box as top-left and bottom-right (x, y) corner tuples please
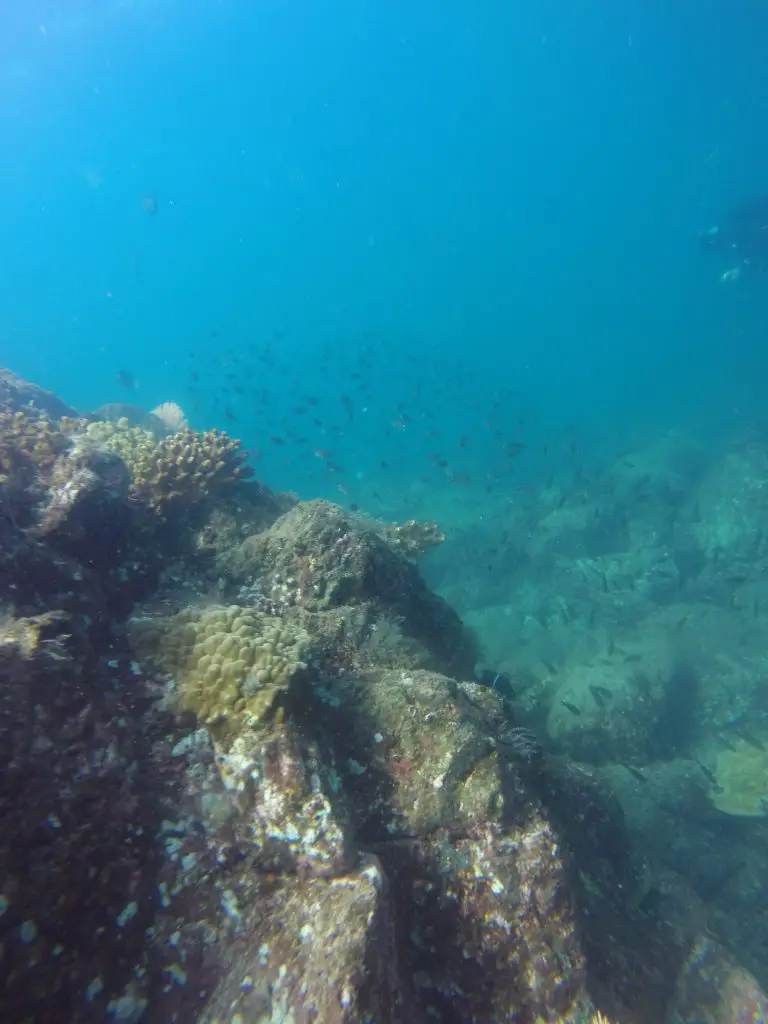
(718, 734), (738, 752)
(542, 659), (557, 675)
(589, 684), (612, 708)
(734, 728), (765, 751)
(477, 669), (515, 700)
(623, 654), (642, 663)
(269, 436), (285, 445)
(632, 671), (652, 696)
(116, 370), (137, 389)
(676, 615), (689, 630)
(607, 639), (616, 655)
(694, 759), (718, 786)
(623, 764), (647, 783)
(560, 699), (581, 716)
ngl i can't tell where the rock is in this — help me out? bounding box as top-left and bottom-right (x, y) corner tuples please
(0, 367), (79, 420)
(199, 854), (412, 1023)
(547, 636), (675, 762)
(220, 499), (479, 679)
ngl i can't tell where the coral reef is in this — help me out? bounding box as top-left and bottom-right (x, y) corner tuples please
(3, 371), (767, 1023)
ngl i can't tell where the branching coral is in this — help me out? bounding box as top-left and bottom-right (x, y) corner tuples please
(131, 604), (310, 746)
(84, 419), (251, 516)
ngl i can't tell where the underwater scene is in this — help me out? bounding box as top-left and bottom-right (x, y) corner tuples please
(3, 2), (768, 1022)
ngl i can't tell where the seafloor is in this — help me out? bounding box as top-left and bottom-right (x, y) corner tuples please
(0, 368), (766, 1024)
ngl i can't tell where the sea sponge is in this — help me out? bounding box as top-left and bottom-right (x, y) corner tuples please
(131, 604), (310, 745)
(83, 419), (250, 515)
(708, 740), (768, 817)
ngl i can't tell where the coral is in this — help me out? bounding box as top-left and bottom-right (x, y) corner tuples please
(150, 401), (188, 433)
(380, 517), (445, 559)
(0, 411), (70, 524)
(84, 419), (251, 516)
(0, 410), (68, 479)
(708, 740), (768, 816)
(131, 604), (310, 745)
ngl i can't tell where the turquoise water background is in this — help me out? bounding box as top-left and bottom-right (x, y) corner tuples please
(1, 1), (767, 500)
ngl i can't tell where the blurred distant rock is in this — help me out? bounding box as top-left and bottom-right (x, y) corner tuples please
(0, 367), (78, 420)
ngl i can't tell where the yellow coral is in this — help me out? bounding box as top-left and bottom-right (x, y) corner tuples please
(708, 740), (768, 817)
(84, 419), (250, 515)
(131, 604), (309, 745)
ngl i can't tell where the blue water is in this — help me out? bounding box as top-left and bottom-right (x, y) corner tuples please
(1, 0), (767, 501)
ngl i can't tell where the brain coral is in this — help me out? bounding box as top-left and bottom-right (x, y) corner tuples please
(132, 604), (310, 745)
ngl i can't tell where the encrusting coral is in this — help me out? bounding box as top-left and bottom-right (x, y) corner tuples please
(83, 418), (251, 515)
(131, 604), (310, 745)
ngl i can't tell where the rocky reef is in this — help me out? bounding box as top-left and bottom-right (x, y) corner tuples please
(0, 371), (762, 1023)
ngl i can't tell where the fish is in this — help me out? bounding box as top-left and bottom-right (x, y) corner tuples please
(589, 684), (612, 708)
(476, 669), (515, 700)
(623, 764), (647, 783)
(560, 700), (581, 716)
(734, 728), (765, 751)
(141, 193), (158, 215)
(116, 370), (138, 389)
(694, 759), (718, 786)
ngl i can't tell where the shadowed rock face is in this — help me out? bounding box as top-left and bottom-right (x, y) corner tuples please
(1, 374), (765, 1024)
